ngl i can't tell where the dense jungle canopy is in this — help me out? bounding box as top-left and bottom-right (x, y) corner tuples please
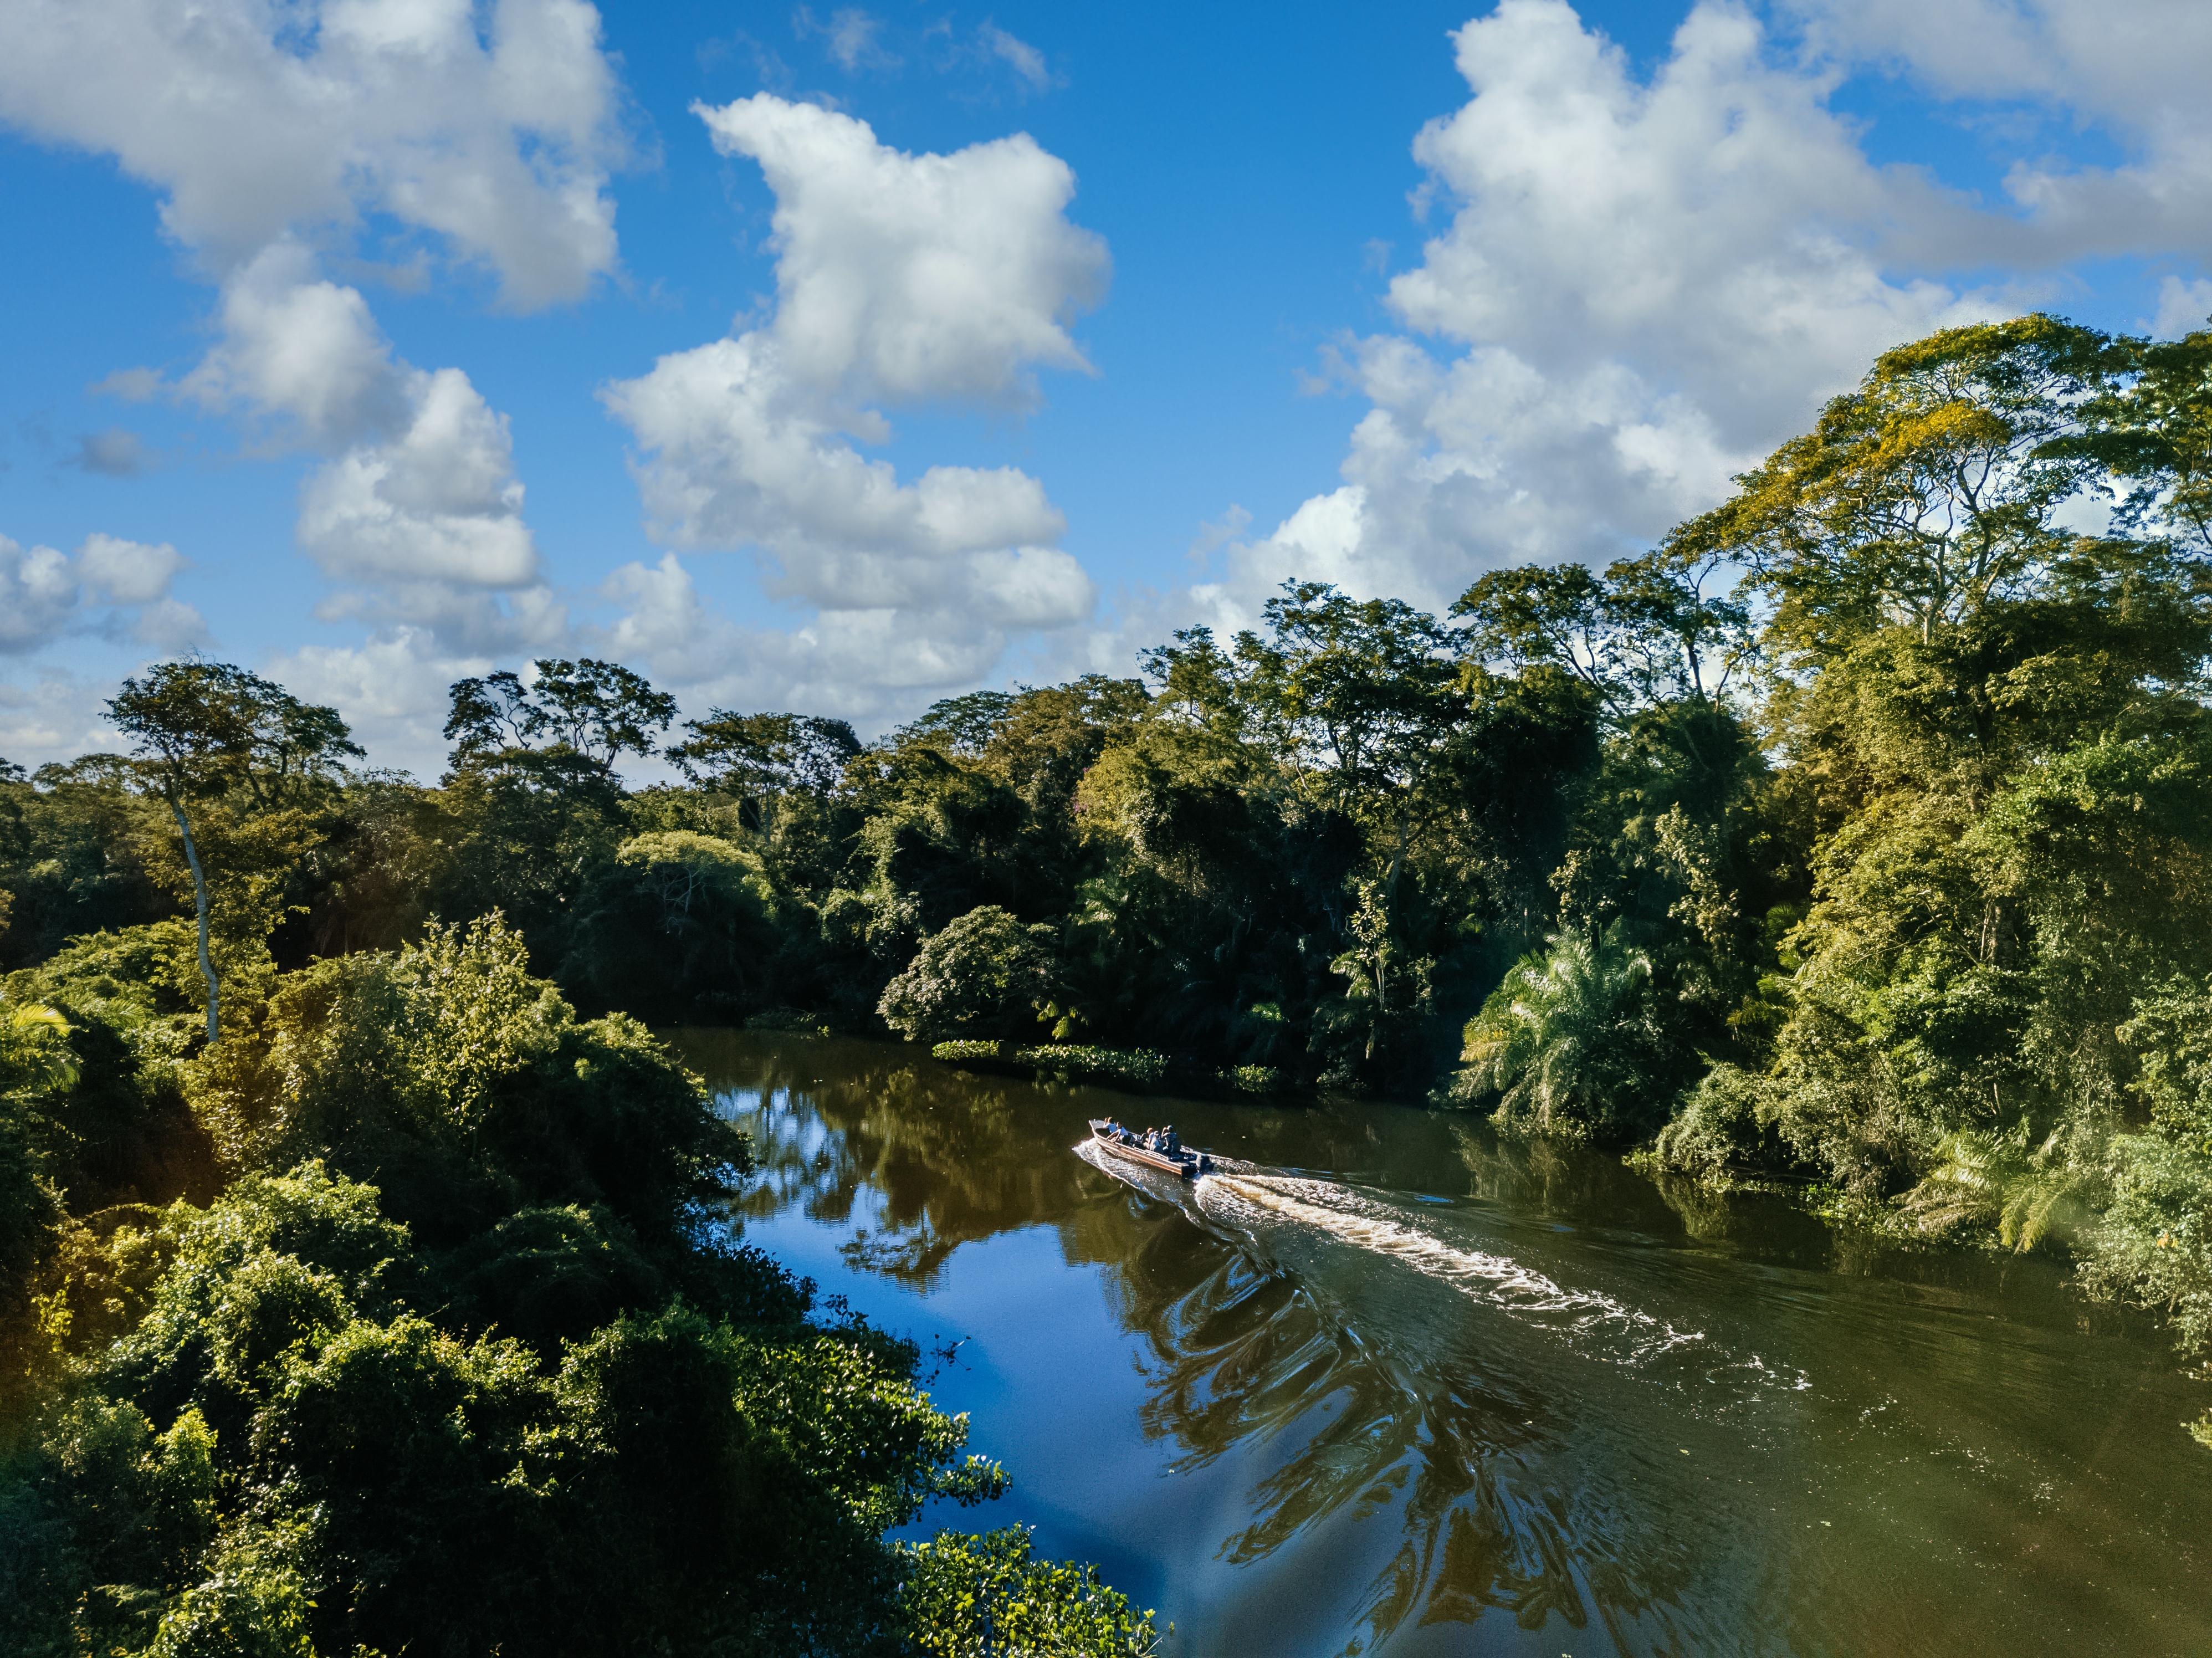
(4, 313), (2212, 1652)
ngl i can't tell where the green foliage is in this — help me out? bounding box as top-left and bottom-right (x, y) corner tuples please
(1895, 1125), (2097, 1250)
(898, 1526), (1161, 1657)
(106, 661), (361, 1044)
(1651, 1063), (1796, 1180)
(879, 905), (1055, 1043)
(0, 763), (176, 971)
(445, 657), (677, 773)
(931, 1040), (1007, 1064)
(156, 920), (801, 1372)
(670, 709), (864, 819)
(0, 1093), (1018, 1655)
(1221, 1064), (1282, 1096)
(562, 831), (784, 1020)
(1443, 929), (1691, 1143)
(1016, 1045), (1170, 1092)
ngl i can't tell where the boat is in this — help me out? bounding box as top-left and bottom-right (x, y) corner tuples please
(1088, 1117), (1216, 1180)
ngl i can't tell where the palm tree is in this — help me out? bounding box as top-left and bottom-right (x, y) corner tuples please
(1455, 929), (1662, 1139)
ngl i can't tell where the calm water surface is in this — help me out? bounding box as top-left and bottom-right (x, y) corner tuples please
(669, 1029), (2212, 1657)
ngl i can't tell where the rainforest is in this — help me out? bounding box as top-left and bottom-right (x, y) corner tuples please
(3, 315), (2212, 1652)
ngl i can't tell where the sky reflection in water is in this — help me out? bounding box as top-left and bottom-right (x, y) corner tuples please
(672, 1029), (2212, 1658)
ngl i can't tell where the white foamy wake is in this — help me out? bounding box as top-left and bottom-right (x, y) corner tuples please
(1197, 1174), (1707, 1367)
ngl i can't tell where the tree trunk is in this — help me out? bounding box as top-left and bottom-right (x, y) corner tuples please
(1379, 805), (1412, 1013)
(169, 797), (219, 1045)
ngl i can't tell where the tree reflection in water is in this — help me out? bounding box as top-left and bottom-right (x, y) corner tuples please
(1102, 1187), (1738, 1654)
(680, 1032), (1729, 1652)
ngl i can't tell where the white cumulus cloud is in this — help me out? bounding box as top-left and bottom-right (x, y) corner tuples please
(0, 0), (625, 305)
(0, 0), (616, 734)
(695, 94), (1107, 407)
(603, 95), (1107, 710)
(1780, 0), (2212, 270)
(177, 240), (544, 602)
(2152, 276), (2212, 339)
(1059, 0), (2212, 683)
(0, 531), (206, 656)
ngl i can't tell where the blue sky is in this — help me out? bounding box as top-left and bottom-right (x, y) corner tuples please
(2, 0), (2208, 772)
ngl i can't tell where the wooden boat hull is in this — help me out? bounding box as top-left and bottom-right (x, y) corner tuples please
(1088, 1119), (1205, 1180)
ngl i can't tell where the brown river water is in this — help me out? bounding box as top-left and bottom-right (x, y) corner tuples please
(668, 1028), (2212, 1658)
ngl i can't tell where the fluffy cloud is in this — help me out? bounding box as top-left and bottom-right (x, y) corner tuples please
(296, 368), (536, 589)
(0, 670), (127, 768)
(1781, 0), (2212, 268)
(183, 246), (414, 445)
(0, 531), (205, 656)
(595, 551), (1041, 728)
(696, 94), (1107, 407)
(0, 0), (624, 305)
(2153, 277), (2212, 339)
(177, 241), (543, 602)
(1198, 0), (2209, 628)
(605, 96), (1106, 705)
(1387, 3), (1993, 447)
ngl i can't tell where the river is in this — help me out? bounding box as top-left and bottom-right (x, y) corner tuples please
(669, 1028), (2212, 1657)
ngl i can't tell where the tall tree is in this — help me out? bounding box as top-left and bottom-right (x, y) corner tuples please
(445, 658), (677, 781)
(1676, 314), (2130, 659)
(667, 710), (863, 832)
(106, 662), (360, 1042)
(1451, 546), (1755, 717)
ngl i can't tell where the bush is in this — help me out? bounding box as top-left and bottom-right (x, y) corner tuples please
(931, 1040), (1007, 1065)
(2077, 1133), (2212, 1357)
(1017, 1045), (1169, 1092)
(562, 831), (784, 1019)
(186, 914), (753, 1253)
(899, 1526), (1160, 1657)
(1220, 1064), (1282, 1096)
(878, 905), (1053, 1042)
(11, 1161), (1008, 1658)
(1652, 1063), (1797, 1179)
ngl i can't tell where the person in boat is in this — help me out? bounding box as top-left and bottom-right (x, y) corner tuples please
(1161, 1124), (1180, 1154)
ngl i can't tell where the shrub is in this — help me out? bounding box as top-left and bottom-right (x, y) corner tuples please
(1652, 1064), (1796, 1179)
(1018, 1045), (1169, 1092)
(1220, 1064), (1282, 1096)
(186, 914), (752, 1252)
(899, 1526), (1160, 1657)
(878, 905), (1053, 1042)
(931, 1040), (1007, 1065)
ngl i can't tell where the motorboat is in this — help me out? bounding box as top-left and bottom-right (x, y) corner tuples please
(1087, 1117), (1216, 1180)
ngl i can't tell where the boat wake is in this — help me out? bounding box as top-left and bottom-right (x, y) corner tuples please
(1076, 1138), (1807, 1395)
(1199, 1173), (1707, 1364)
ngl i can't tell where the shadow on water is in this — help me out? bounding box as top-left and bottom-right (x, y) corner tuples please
(670, 1029), (2212, 1658)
